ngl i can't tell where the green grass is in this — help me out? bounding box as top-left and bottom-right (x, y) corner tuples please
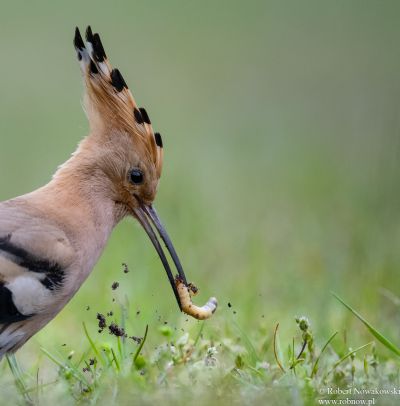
(3, 301), (400, 405)
(1, 0), (400, 404)
(333, 293), (400, 358)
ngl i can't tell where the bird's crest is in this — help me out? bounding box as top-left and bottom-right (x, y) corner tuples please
(73, 26), (163, 177)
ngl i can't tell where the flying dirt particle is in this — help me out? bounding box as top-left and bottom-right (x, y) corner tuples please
(111, 281), (119, 290)
(89, 358), (96, 366)
(122, 263), (129, 273)
(228, 302), (232, 308)
(188, 282), (198, 295)
(62, 343), (66, 347)
(233, 310), (237, 315)
(107, 311), (113, 317)
(86, 306), (90, 311)
(136, 310), (141, 316)
(97, 313), (107, 332)
(130, 336), (142, 344)
(109, 322), (126, 337)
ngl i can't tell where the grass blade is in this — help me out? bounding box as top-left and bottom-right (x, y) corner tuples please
(6, 354), (33, 405)
(332, 292), (400, 357)
(83, 322), (105, 366)
(379, 288), (400, 307)
(40, 347), (88, 385)
(310, 331), (338, 378)
(273, 323), (286, 373)
(232, 321), (260, 365)
(326, 341), (373, 377)
(111, 348), (120, 372)
(132, 324), (149, 370)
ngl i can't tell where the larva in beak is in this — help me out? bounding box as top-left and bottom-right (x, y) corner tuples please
(135, 205), (218, 318)
(175, 277), (218, 320)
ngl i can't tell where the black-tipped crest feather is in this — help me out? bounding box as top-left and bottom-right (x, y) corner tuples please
(154, 132), (163, 147)
(139, 107), (151, 124)
(85, 25), (94, 43)
(74, 27), (85, 50)
(134, 108), (144, 124)
(92, 33), (106, 62)
(73, 27), (163, 175)
(110, 68), (127, 92)
(89, 59), (98, 74)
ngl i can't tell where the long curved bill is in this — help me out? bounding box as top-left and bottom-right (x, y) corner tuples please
(133, 205), (188, 310)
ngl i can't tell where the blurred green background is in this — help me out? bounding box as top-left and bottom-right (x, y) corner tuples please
(0, 0), (399, 362)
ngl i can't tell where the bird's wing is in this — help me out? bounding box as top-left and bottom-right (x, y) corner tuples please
(0, 200), (75, 355)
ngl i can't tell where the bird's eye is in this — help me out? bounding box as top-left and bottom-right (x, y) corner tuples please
(129, 168), (144, 185)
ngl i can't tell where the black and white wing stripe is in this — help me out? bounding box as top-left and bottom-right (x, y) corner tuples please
(0, 233), (65, 320)
(0, 226), (72, 356)
(0, 234), (65, 292)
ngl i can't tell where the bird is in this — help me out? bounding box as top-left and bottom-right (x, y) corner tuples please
(0, 26), (192, 358)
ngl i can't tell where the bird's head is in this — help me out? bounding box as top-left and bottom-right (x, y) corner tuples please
(72, 26), (188, 309)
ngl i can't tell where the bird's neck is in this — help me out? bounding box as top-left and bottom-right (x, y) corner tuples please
(25, 150), (126, 269)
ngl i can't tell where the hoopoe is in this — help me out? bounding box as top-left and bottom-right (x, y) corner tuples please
(0, 27), (216, 358)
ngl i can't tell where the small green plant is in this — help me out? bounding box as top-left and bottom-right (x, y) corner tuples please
(3, 297), (400, 405)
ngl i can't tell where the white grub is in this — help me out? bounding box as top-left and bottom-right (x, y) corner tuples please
(175, 277), (218, 320)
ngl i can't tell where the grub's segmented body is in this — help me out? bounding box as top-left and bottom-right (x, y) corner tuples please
(175, 277), (218, 320)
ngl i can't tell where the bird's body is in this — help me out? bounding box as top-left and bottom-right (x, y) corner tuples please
(0, 143), (121, 355)
(0, 26), (216, 358)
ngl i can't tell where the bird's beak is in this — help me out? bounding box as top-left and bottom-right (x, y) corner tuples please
(133, 204), (187, 310)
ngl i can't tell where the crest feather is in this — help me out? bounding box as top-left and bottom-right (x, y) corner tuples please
(73, 26), (163, 176)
